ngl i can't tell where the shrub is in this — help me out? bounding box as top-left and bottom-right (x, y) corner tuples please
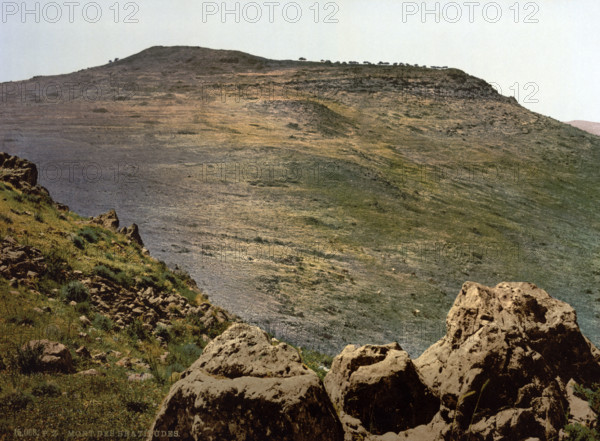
(166, 362), (186, 378)
(93, 265), (133, 288)
(563, 424), (600, 441)
(0, 391), (34, 411)
(32, 382), (61, 397)
(127, 319), (149, 341)
(11, 342), (45, 374)
(78, 227), (100, 243)
(72, 235), (85, 249)
(170, 342), (202, 366)
(43, 249), (70, 283)
(75, 301), (92, 316)
(138, 275), (157, 289)
(61, 281), (90, 303)
(114, 271), (134, 288)
(93, 264), (116, 279)
(125, 399), (150, 413)
(154, 325), (172, 343)
(93, 314), (114, 332)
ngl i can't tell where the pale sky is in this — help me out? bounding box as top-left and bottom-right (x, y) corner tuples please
(1, 0), (599, 122)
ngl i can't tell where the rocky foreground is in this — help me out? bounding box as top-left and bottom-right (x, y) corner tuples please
(148, 282), (600, 441)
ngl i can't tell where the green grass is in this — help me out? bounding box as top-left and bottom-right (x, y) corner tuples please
(0, 182), (231, 439)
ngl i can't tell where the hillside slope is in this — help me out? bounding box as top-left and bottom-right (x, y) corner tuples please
(0, 153), (239, 438)
(1, 46), (600, 355)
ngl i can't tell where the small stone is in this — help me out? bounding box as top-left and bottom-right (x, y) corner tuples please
(128, 372), (154, 382)
(76, 346), (91, 359)
(78, 368), (101, 376)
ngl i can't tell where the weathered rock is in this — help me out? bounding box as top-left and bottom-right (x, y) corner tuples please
(92, 209), (119, 230)
(0, 152), (38, 188)
(22, 340), (75, 374)
(0, 236), (47, 280)
(75, 346), (91, 359)
(413, 282), (600, 441)
(121, 223), (144, 247)
(324, 343), (439, 436)
(78, 368), (102, 376)
(565, 379), (598, 428)
(79, 315), (92, 327)
(147, 323), (344, 441)
(128, 372), (154, 382)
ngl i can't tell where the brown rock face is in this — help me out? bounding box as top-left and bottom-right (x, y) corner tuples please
(324, 343), (438, 436)
(0, 236), (47, 280)
(92, 209), (120, 230)
(119, 223), (144, 247)
(0, 152), (38, 188)
(414, 282), (600, 441)
(147, 323), (344, 441)
(22, 340), (75, 374)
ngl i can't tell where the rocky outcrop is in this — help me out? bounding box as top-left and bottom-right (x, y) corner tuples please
(119, 223), (144, 247)
(324, 343), (438, 437)
(0, 152), (38, 189)
(92, 209), (144, 247)
(92, 209), (120, 230)
(411, 281), (600, 441)
(145, 283), (600, 441)
(147, 323), (344, 441)
(22, 340), (75, 374)
(0, 236), (47, 281)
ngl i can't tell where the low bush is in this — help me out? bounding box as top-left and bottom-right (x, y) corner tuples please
(78, 227), (100, 243)
(93, 314), (114, 332)
(0, 391), (34, 411)
(31, 382), (61, 397)
(10, 342), (45, 375)
(61, 281), (90, 303)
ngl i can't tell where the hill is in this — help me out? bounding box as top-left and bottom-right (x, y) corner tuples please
(1, 46), (600, 356)
(567, 120), (600, 137)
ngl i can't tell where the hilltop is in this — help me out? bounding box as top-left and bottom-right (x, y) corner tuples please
(1, 46), (600, 356)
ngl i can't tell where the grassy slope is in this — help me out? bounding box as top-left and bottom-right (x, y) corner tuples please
(0, 180), (329, 440)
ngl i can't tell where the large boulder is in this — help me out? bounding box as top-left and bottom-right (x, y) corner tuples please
(22, 340), (75, 374)
(0, 152), (38, 188)
(147, 323), (344, 441)
(413, 282), (600, 441)
(324, 343), (439, 437)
